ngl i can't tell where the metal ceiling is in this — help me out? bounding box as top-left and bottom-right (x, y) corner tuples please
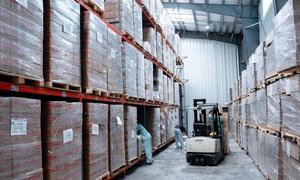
(162, 0), (259, 34)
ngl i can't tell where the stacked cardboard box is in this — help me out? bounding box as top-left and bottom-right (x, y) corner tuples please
(146, 108), (161, 147)
(136, 50), (146, 99)
(107, 29), (123, 93)
(122, 42), (137, 97)
(174, 82), (180, 105)
(44, 0), (81, 86)
(247, 56), (256, 91)
(273, 0), (300, 73)
(256, 89), (268, 128)
(0, 97), (43, 179)
(160, 108), (167, 144)
(82, 11), (108, 91)
(84, 0), (105, 12)
(124, 106), (138, 162)
(145, 60), (154, 100)
(163, 75), (168, 102)
(42, 101), (82, 179)
(168, 78), (174, 104)
(282, 138), (300, 180)
(133, 1), (143, 46)
(104, 0), (134, 37)
(143, 27), (157, 58)
(109, 105), (125, 171)
(0, 0), (43, 80)
(155, 0), (164, 26)
(83, 103), (109, 179)
(267, 81), (281, 131)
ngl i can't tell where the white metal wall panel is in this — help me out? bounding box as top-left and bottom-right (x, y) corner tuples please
(181, 38), (239, 136)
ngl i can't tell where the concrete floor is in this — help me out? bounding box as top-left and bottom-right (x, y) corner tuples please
(119, 139), (265, 180)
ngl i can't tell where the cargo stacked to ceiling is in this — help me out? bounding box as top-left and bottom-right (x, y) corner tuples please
(228, 1), (300, 179)
(0, 0), (182, 179)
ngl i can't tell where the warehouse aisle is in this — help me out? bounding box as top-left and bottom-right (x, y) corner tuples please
(120, 139), (265, 180)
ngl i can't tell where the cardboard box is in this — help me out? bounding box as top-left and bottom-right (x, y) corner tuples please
(122, 42), (137, 97)
(124, 106), (138, 162)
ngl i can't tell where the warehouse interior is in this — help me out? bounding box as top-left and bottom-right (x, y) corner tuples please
(1, 0), (299, 179)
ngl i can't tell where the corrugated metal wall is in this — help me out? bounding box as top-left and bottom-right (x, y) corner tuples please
(181, 38), (239, 135)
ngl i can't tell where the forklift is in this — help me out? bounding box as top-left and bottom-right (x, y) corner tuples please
(186, 99), (225, 165)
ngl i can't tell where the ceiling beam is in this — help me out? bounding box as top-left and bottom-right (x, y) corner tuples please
(191, 0), (199, 32)
(178, 30), (243, 45)
(162, 2), (258, 18)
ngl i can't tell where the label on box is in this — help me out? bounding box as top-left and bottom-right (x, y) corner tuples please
(63, 22), (73, 34)
(116, 116), (122, 125)
(96, 32), (103, 43)
(11, 118), (27, 136)
(63, 129), (73, 144)
(111, 49), (116, 58)
(92, 124), (99, 135)
(16, 0), (28, 8)
(131, 130), (136, 138)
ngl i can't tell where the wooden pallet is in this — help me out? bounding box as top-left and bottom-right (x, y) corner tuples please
(0, 71), (44, 87)
(45, 81), (81, 92)
(282, 131), (300, 144)
(108, 91), (123, 98)
(121, 30), (134, 40)
(124, 94), (139, 101)
(278, 66), (300, 78)
(138, 97), (146, 102)
(111, 163), (126, 175)
(265, 74), (279, 85)
(96, 171), (109, 180)
(146, 99), (155, 103)
(82, 0), (104, 16)
(83, 88), (108, 96)
(256, 81), (266, 90)
(259, 126), (280, 136)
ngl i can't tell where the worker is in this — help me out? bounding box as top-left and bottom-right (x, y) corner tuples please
(208, 108), (223, 137)
(137, 124), (153, 164)
(173, 124), (184, 149)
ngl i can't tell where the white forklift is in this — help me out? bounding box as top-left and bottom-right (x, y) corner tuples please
(186, 99), (225, 165)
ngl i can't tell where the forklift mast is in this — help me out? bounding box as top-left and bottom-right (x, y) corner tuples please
(193, 99), (207, 136)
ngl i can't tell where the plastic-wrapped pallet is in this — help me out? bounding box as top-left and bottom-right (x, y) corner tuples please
(166, 108), (174, 140)
(240, 125), (247, 152)
(163, 75), (168, 103)
(155, 0), (163, 26)
(240, 98), (247, 124)
(267, 81), (282, 131)
(273, 0), (300, 73)
(122, 42), (137, 97)
(248, 93), (258, 126)
(265, 32), (276, 78)
(143, 41), (152, 55)
(0, 97), (43, 179)
(258, 131), (282, 180)
(256, 88), (268, 128)
(281, 74), (300, 137)
(247, 128), (259, 165)
(143, 27), (157, 58)
(174, 34), (181, 56)
(148, 0), (156, 21)
(163, 41), (169, 68)
(241, 70), (248, 97)
(255, 42), (266, 86)
(42, 101), (82, 179)
(146, 108), (161, 147)
(168, 78), (174, 104)
(83, 0), (105, 12)
(124, 106), (137, 162)
(0, 1), (43, 81)
(83, 103), (109, 179)
(156, 31), (163, 63)
(82, 11), (108, 91)
(145, 59), (153, 100)
(160, 108), (167, 143)
(158, 69), (164, 102)
(104, 0), (134, 37)
(136, 50), (146, 99)
(247, 55), (257, 91)
(133, 1), (142, 46)
(174, 82), (180, 105)
(109, 105), (125, 171)
(282, 138), (300, 180)
(107, 29), (123, 93)
(44, 0), (81, 86)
